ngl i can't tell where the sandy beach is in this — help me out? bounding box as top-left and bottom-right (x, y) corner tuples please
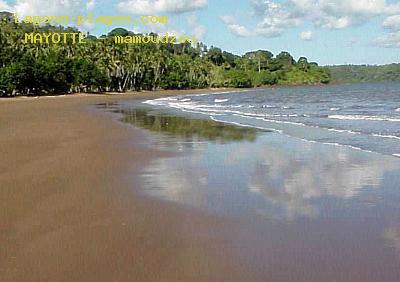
(2, 88), (400, 282)
(0, 91), (250, 282)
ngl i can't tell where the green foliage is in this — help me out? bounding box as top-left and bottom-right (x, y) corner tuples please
(222, 51), (238, 68)
(0, 12), (330, 97)
(244, 50), (273, 72)
(326, 64), (400, 83)
(275, 51), (295, 71)
(206, 47), (224, 66)
(71, 58), (109, 92)
(279, 66), (331, 85)
(108, 28), (130, 37)
(249, 70), (278, 86)
(223, 69), (252, 88)
(0, 58), (35, 96)
(34, 51), (74, 94)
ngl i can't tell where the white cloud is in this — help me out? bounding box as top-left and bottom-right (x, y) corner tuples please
(289, 0), (400, 28)
(0, 0), (12, 11)
(220, 15), (254, 37)
(383, 15), (400, 31)
(300, 30), (313, 40)
(252, 0), (301, 36)
(222, 0), (400, 38)
(187, 14), (206, 39)
(372, 32), (400, 48)
(221, 4), (299, 39)
(377, 14), (400, 47)
(5, 0), (94, 18)
(117, 0), (207, 14)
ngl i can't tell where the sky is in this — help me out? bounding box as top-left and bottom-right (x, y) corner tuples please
(1, 0), (400, 65)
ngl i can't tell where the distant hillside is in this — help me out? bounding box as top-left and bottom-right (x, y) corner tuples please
(326, 64), (400, 83)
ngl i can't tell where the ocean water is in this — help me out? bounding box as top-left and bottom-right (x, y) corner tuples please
(100, 84), (400, 280)
(144, 82), (400, 157)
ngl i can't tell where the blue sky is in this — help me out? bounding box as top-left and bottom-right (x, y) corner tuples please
(2, 0), (400, 65)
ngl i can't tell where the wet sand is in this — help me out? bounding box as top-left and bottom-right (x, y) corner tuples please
(0, 92), (250, 282)
(107, 102), (400, 282)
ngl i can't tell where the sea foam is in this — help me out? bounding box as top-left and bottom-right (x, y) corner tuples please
(329, 115), (400, 122)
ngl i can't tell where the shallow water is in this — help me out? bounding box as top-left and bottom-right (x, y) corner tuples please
(114, 106), (400, 219)
(144, 82), (400, 157)
(99, 85), (400, 280)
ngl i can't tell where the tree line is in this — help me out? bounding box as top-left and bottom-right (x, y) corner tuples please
(326, 64), (400, 83)
(0, 11), (331, 97)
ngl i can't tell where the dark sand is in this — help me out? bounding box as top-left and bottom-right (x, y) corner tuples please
(0, 91), (250, 282)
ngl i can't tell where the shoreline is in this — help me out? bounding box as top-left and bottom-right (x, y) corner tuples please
(2, 80), (388, 102)
(0, 92), (251, 282)
(0, 82), (337, 101)
(0, 88), (238, 101)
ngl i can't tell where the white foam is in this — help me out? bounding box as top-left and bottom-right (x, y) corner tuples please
(320, 142), (375, 153)
(213, 117), (378, 155)
(261, 118), (307, 127)
(395, 108), (400, 112)
(261, 105), (277, 108)
(327, 128), (361, 135)
(145, 99), (400, 144)
(372, 134), (400, 140)
(329, 115), (400, 122)
(209, 116), (281, 132)
(233, 113), (400, 144)
(143, 93), (399, 158)
(47, 95), (66, 98)
(214, 98), (230, 103)
(191, 88), (259, 97)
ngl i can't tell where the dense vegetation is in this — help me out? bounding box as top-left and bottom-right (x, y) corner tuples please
(326, 64), (400, 83)
(0, 11), (330, 97)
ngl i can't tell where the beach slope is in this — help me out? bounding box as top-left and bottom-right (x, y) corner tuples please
(0, 95), (247, 282)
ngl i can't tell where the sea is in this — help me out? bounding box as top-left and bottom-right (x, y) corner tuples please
(143, 82), (400, 157)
